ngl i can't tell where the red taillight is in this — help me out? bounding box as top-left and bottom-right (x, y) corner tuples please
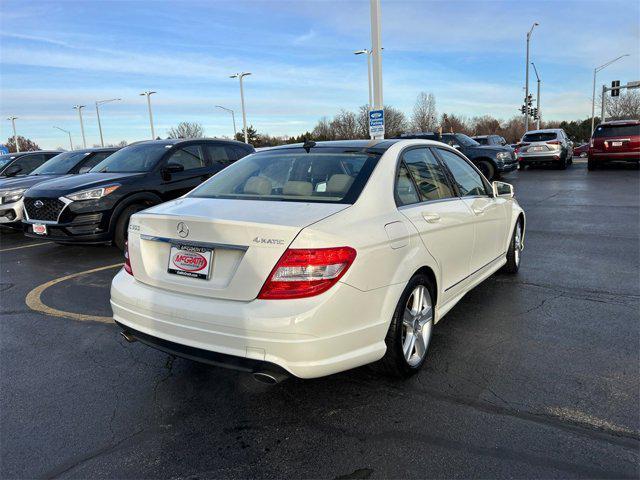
(258, 247), (357, 300)
(124, 241), (133, 276)
(547, 140), (561, 145)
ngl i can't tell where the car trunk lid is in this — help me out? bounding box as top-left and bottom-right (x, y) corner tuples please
(128, 198), (349, 301)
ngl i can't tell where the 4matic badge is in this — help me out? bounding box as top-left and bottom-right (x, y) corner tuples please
(253, 236), (285, 245)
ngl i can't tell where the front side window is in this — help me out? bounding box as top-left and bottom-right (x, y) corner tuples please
(189, 148), (379, 204)
(91, 143), (171, 173)
(437, 149), (488, 197)
(31, 151), (87, 175)
(166, 145), (206, 171)
(402, 148), (454, 201)
(11, 154), (47, 174)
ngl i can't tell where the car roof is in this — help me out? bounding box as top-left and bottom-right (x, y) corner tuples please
(262, 139), (407, 153)
(599, 119), (640, 126)
(524, 129), (562, 134)
(127, 138), (252, 148)
(65, 147), (120, 154)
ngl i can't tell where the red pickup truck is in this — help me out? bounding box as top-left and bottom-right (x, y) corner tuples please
(588, 119), (640, 170)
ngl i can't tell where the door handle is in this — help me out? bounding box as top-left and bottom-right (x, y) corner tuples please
(472, 207), (485, 215)
(422, 212), (441, 223)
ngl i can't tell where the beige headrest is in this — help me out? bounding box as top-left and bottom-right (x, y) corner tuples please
(283, 181), (313, 196)
(327, 174), (354, 194)
(244, 176), (272, 195)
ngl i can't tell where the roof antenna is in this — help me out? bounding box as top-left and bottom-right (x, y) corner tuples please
(303, 139), (316, 153)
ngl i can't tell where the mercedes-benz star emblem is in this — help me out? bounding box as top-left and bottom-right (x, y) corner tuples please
(34, 200), (44, 208)
(176, 222), (189, 238)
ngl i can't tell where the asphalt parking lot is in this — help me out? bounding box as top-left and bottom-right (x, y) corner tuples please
(1, 161), (639, 479)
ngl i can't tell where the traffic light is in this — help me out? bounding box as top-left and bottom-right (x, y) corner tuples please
(531, 108), (538, 119)
(520, 105), (527, 114)
(526, 94), (533, 107)
(611, 80), (620, 97)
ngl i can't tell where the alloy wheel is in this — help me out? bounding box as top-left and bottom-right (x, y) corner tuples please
(401, 285), (433, 366)
(514, 223), (522, 266)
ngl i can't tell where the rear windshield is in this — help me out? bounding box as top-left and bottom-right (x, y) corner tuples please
(523, 132), (557, 142)
(593, 124), (640, 138)
(31, 151), (87, 175)
(189, 148), (380, 204)
(90, 143), (170, 173)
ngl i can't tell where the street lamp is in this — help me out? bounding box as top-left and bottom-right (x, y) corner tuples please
(591, 54), (629, 134)
(531, 62), (541, 130)
(95, 98), (121, 147)
(7, 116), (18, 152)
(354, 49), (373, 109)
(53, 126), (73, 150)
(524, 22), (539, 132)
(215, 105), (237, 138)
(72, 105), (86, 148)
(229, 73), (251, 144)
(139, 91), (157, 140)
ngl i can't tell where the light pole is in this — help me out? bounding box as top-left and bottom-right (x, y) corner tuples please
(531, 62), (541, 130)
(354, 49), (373, 109)
(53, 126), (73, 150)
(230, 73), (251, 143)
(215, 105), (237, 138)
(139, 91), (157, 139)
(95, 98), (121, 147)
(73, 105), (86, 148)
(591, 54), (629, 134)
(7, 116), (19, 152)
(370, 0), (384, 139)
(524, 22), (539, 132)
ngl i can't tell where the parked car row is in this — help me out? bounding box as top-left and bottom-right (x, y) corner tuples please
(0, 138), (254, 249)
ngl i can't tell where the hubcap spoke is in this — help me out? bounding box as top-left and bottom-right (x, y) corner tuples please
(402, 284), (434, 366)
(403, 333), (416, 359)
(403, 308), (414, 328)
(415, 331), (427, 357)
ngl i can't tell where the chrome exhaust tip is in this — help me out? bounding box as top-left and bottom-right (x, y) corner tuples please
(253, 370), (289, 384)
(120, 330), (137, 343)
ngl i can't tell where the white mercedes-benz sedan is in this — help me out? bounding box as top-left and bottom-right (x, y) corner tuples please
(112, 139), (525, 382)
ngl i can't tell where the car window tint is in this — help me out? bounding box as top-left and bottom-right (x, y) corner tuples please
(522, 132), (557, 142)
(233, 146), (251, 160)
(437, 148), (488, 197)
(81, 151), (113, 170)
(395, 162), (420, 206)
(403, 148), (454, 201)
(12, 154), (47, 174)
(593, 124), (640, 138)
(168, 145), (206, 171)
(205, 144), (233, 167)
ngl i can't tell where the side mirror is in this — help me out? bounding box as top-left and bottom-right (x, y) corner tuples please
(492, 181), (514, 198)
(4, 164), (22, 177)
(452, 144), (462, 150)
(162, 162), (184, 179)
(78, 166), (91, 174)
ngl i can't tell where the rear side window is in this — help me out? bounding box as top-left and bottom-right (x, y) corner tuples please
(593, 124), (640, 138)
(205, 144), (234, 168)
(167, 145), (206, 171)
(395, 163), (420, 206)
(474, 137), (488, 145)
(189, 148), (379, 204)
(402, 148), (454, 201)
(523, 132), (557, 142)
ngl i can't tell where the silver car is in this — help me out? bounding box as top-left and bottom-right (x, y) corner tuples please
(517, 129), (573, 170)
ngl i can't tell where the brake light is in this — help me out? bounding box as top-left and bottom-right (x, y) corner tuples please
(124, 241), (133, 276)
(258, 247), (357, 299)
(590, 139), (594, 147)
(547, 140), (560, 145)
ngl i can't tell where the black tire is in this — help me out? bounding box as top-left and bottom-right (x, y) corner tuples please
(587, 158), (598, 171)
(502, 220), (523, 274)
(477, 160), (495, 181)
(518, 162), (527, 170)
(375, 274), (435, 378)
(558, 154), (568, 170)
(113, 204), (144, 251)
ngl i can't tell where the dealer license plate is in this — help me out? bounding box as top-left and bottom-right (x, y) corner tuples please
(167, 244), (213, 280)
(32, 224), (47, 235)
(611, 141), (623, 147)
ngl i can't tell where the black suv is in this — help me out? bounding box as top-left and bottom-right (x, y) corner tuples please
(398, 132), (517, 180)
(472, 134), (509, 147)
(22, 139), (254, 249)
(0, 151), (62, 177)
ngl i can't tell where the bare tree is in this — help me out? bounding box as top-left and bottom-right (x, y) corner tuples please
(470, 115), (501, 136)
(5, 136), (40, 152)
(440, 113), (470, 135)
(330, 110), (360, 139)
(411, 92), (438, 132)
(312, 117), (335, 141)
(384, 106), (409, 138)
(605, 90), (640, 120)
(166, 122), (204, 139)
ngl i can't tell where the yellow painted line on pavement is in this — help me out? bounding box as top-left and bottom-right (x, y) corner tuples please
(25, 263), (122, 323)
(0, 241), (53, 252)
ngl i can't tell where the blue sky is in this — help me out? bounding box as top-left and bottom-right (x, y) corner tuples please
(1, 0), (638, 149)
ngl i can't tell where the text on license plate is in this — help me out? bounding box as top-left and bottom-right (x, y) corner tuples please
(168, 244), (213, 280)
(611, 141), (623, 147)
(531, 146), (544, 151)
(33, 224), (47, 235)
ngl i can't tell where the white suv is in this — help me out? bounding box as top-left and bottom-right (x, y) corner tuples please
(517, 129), (573, 169)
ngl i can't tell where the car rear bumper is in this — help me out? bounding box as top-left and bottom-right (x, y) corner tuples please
(111, 270), (402, 379)
(589, 151), (640, 162)
(518, 152), (562, 163)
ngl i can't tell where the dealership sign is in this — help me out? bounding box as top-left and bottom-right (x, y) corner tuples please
(369, 109), (385, 137)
